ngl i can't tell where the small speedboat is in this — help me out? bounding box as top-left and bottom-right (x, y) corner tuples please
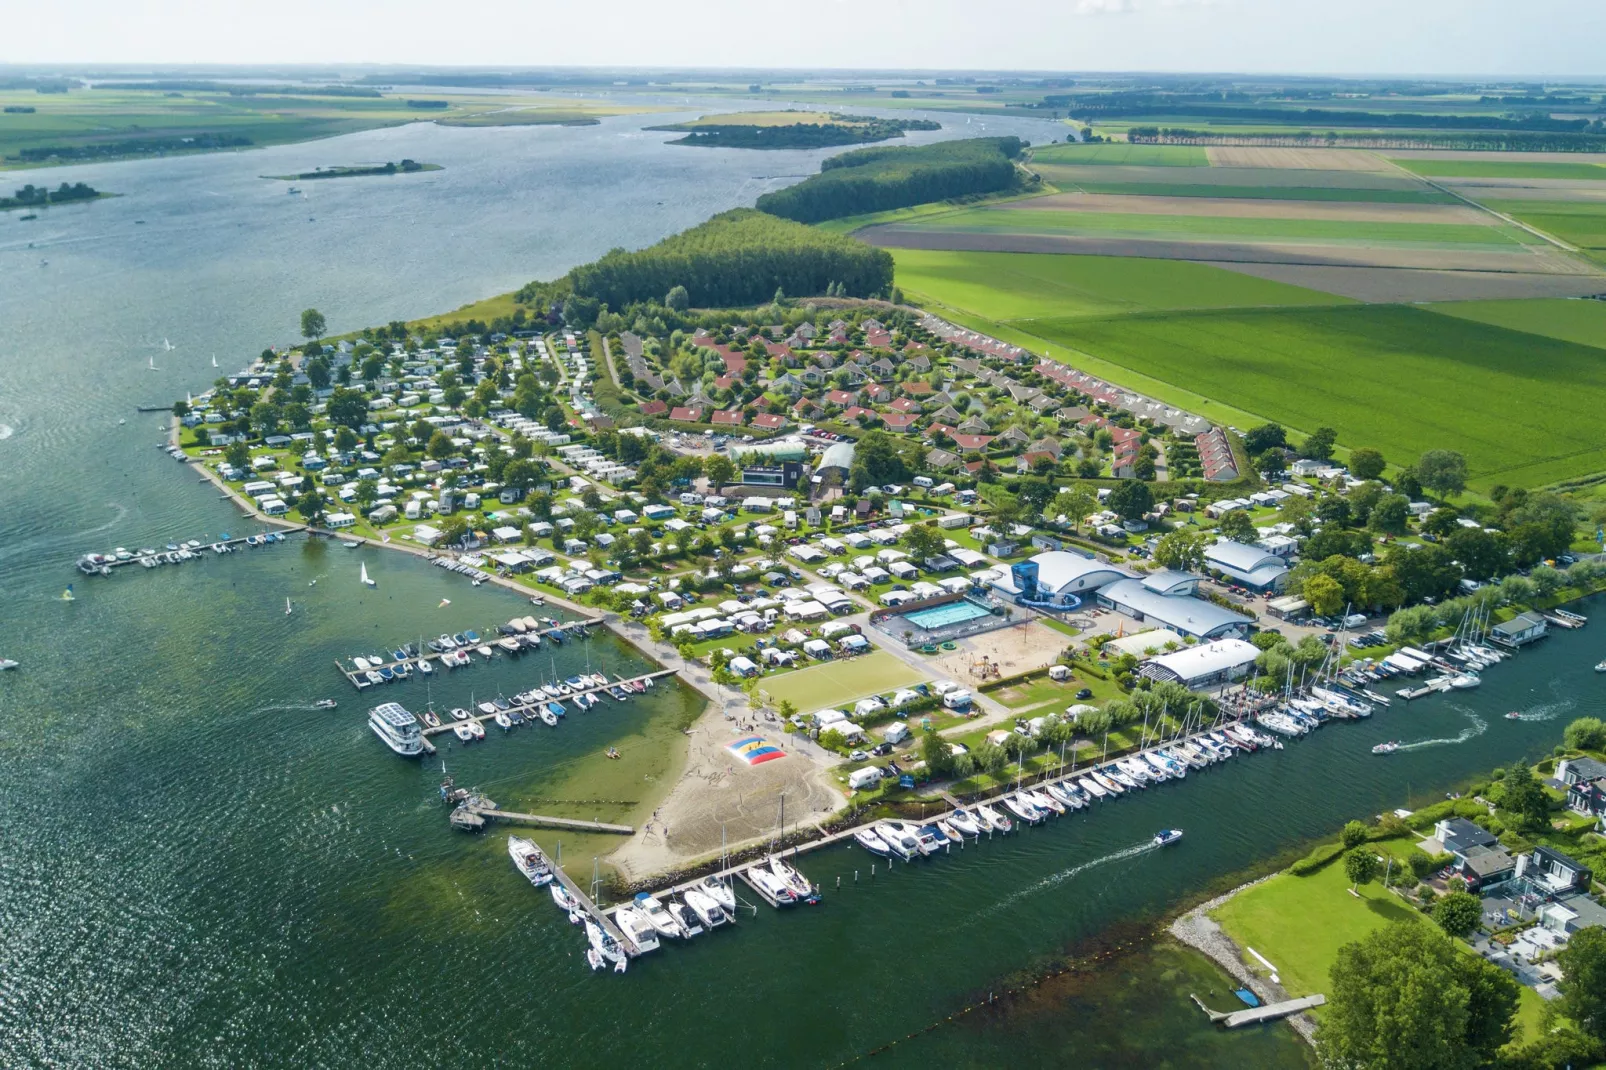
(1372, 741), (1400, 755)
(449, 707), (469, 721)
(1153, 828), (1184, 847)
(538, 708), (559, 727)
(467, 721), (485, 741)
(948, 809), (981, 837)
(314, 698), (337, 709)
(853, 826), (893, 856)
(417, 659), (433, 676)
(494, 712), (513, 731)
(699, 877), (736, 912)
(1595, 660), (1606, 673)
(453, 723), (474, 742)
(1505, 711), (1523, 720)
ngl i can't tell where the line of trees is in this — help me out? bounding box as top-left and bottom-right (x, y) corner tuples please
(1127, 125), (1606, 153)
(564, 209), (893, 311)
(755, 137), (1028, 224)
(668, 117), (939, 150)
(1103, 105), (1600, 131)
(1, 181), (99, 209)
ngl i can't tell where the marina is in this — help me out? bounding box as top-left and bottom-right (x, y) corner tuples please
(74, 529), (302, 574)
(333, 615), (611, 689)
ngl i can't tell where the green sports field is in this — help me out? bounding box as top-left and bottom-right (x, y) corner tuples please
(1429, 298), (1606, 350)
(884, 206), (1533, 247)
(1392, 158), (1606, 181)
(892, 248), (1350, 321)
(1030, 143), (1210, 167)
(1018, 304), (1606, 486)
(759, 650), (927, 713)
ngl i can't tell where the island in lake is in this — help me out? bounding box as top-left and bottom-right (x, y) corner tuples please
(649, 110), (940, 149)
(2, 181), (109, 211)
(266, 159), (442, 181)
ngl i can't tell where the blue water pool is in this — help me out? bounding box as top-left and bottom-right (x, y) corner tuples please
(902, 600), (993, 630)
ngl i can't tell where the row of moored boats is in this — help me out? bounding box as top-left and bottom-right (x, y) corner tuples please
(77, 533), (285, 574)
(345, 616), (591, 688)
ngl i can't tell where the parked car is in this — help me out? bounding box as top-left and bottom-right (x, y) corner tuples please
(849, 749), (869, 763)
(1075, 688), (1093, 700)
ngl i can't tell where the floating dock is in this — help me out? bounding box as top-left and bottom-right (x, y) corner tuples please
(74, 528), (303, 574)
(336, 617), (610, 689)
(462, 807), (633, 835)
(518, 839), (639, 957)
(1194, 993), (1326, 1028)
(415, 669), (677, 735)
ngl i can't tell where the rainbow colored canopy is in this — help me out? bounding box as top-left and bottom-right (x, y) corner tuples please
(726, 736), (785, 766)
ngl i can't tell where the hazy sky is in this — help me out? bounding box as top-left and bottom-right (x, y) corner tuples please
(11, 0), (1604, 77)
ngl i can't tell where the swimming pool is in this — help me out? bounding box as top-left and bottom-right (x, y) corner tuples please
(902, 600), (994, 631)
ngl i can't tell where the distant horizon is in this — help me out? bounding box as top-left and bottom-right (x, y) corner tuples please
(7, 0), (1603, 78)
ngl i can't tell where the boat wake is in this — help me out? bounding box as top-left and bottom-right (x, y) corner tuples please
(979, 840), (1159, 917)
(241, 703), (327, 716)
(1506, 683), (1576, 723)
(1396, 710), (1487, 752)
(0, 502), (128, 563)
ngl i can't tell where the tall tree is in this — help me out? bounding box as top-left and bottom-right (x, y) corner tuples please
(1558, 926), (1606, 1042)
(1152, 528), (1207, 572)
(1415, 449), (1468, 499)
(1432, 891), (1481, 938)
(1321, 923), (1518, 1070)
(300, 308), (327, 340)
(1105, 480), (1153, 522)
(1051, 487), (1098, 532)
(1344, 847), (1380, 891)
(1216, 508), (1257, 544)
(1349, 446), (1386, 480)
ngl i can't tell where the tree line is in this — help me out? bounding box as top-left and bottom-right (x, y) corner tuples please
(1095, 104), (1598, 131)
(1, 181), (99, 209)
(1128, 126), (1606, 153)
(755, 137), (1028, 224)
(563, 209), (893, 311)
(667, 117), (939, 150)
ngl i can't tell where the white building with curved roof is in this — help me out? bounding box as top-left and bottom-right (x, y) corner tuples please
(1137, 638), (1261, 689)
(1204, 540), (1289, 591)
(990, 550), (1133, 607)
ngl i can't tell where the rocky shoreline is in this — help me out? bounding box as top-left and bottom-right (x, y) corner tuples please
(1168, 876), (1319, 1046)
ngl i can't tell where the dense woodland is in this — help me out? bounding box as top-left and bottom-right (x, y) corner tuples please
(666, 117), (939, 150)
(755, 136), (1028, 224)
(1, 181), (100, 210)
(559, 209), (893, 311)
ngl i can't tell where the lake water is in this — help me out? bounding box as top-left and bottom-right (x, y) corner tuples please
(0, 102), (1596, 1067)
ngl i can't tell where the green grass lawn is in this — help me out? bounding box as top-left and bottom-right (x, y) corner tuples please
(888, 206), (1532, 247)
(1031, 142), (1211, 167)
(1428, 298), (1606, 350)
(891, 248), (1350, 322)
(757, 650), (928, 712)
(1016, 304), (1606, 488)
(1213, 842), (1547, 1045)
(1393, 158), (1606, 181)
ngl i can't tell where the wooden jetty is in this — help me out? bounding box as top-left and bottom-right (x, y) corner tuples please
(410, 669), (678, 734)
(75, 528), (304, 574)
(518, 839), (640, 957)
(1193, 993), (1325, 1028)
(335, 617), (611, 689)
(469, 808), (633, 834)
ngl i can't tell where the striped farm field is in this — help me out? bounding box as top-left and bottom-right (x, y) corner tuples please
(1393, 158), (1606, 181)
(1017, 304), (1606, 487)
(1059, 181), (1459, 204)
(1482, 200), (1606, 261)
(1031, 143), (1210, 167)
(891, 248), (1350, 321)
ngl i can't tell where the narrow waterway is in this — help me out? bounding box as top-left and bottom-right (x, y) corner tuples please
(0, 102), (1595, 1067)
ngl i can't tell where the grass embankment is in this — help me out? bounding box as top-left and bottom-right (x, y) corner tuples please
(1213, 835), (1547, 1045)
(1016, 304), (1606, 489)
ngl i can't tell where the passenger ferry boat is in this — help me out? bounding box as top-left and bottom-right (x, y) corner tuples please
(368, 701), (424, 756)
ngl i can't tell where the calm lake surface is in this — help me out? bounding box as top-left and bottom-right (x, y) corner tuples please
(0, 102), (1594, 1068)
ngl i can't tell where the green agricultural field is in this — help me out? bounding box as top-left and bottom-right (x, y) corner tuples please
(1018, 304), (1606, 487)
(1062, 181), (1458, 204)
(1429, 298), (1606, 350)
(888, 206), (1531, 247)
(1393, 158), (1606, 180)
(892, 248), (1350, 321)
(1030, 142), (1209, 167)
(758, 650), (927, 712)
(1036, 163), (1428, 191)
(1482, 199), (1606, 259)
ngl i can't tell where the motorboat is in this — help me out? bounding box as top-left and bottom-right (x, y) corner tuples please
(378, 666), (395, 682)
(876, 822), (919, 860)
(467, 721), (485, 741)
(1372, 741), (1400, 755)
(635, 894), (684, 938)
(453, 723), (475, 743)
(913, 826), (947, 855)
(476, 644), (494, 659)
(551, 883), (579, 915)
(974, 803), (1012, 833)
(477, 701), (498, 716)
(313, 698), (337, 709)
(948, 809), (982, 836)
(498, 637), (522, 654)
(684, 889), (727, 929)
(546, 701), (567, 717)
(1153, 828), (1184, 847)
(353, 656), (372, 672)
(668, 900), (704, 937)
(612, 905), (661, 954)
(494, 712), (513, 731)
(508, 837), (554, 886)
(699, 877), (736, 913)
(853, 826), (894, 856)
(364, 670), (384, 687)
(1449, 673), (1481, 690)
(1091, 771), (1124, 796)
(449, 707), (470, 721)
(746, 866), (798, 905)
(417, 659), (433, 676)
(1078, 776), (1108, 800)
(507, 709), (524, 726)
(538, 709), (559, 726)
(367, 702), (423, 756)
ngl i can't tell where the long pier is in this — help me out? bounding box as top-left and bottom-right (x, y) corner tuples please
(472, 809), (634, 834)
(75, 528), (304, 574)
(335, 616), (609, 689)
(519, 839), (639, 957)
(417, 669), (677, 735)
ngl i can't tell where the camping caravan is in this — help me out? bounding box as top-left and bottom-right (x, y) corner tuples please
(848, 767), (883, 791)
(883, 721), (911, 745)
(941, 689), (973, 711)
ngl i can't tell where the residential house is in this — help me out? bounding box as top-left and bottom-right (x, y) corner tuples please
(751, 413), (787, 431)
(825, 389), (859, 408)
(710, 409), (745, 427)
(1492, 612), (1548, 648)
(639, 400), (669, 418)
(881, 412), (919, 432)
(669, 406), (704, 423)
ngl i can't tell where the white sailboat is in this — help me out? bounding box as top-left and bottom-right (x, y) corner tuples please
(162, 337), (174, 352)
(147, 356), (158, 371)
(285, 597), (293, 616)
(211, 354), (219, 368)
(360, 562), (375, 587)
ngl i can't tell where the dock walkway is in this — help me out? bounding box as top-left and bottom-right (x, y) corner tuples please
(416, 668), (677, 735)
(335, 617), (610, 689)
(1194, 993), (1326, 1028)
(474, 809), (633, 835)
(520, 840), (639, 956)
